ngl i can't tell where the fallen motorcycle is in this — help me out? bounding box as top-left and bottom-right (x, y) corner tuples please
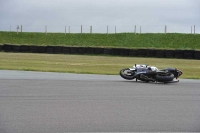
(120, 64), (182, 83)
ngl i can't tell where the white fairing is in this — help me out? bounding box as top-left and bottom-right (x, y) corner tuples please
(133, 64), (147, 69)
(130, 68), (136, 71)
(132, 64), (158, 72)
(150, 66), (158, 71)
(136, 64), (147, 68)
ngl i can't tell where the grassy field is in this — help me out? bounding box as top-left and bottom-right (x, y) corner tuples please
(0, 52), (200, 79)
(1, 32), (200, 50)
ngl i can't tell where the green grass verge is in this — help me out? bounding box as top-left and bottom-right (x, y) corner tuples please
(0, 52), (199, 79)
(0, 32), (200, 50)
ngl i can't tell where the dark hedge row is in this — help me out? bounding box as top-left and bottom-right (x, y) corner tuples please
(1, 44), (200, 60)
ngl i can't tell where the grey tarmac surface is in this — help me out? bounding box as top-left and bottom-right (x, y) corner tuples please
(0, 70), (200, 133)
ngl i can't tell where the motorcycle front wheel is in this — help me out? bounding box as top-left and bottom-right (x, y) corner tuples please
(120, 68), (136, 80)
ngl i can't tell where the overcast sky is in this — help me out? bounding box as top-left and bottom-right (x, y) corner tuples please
(0, 0), (199, 33)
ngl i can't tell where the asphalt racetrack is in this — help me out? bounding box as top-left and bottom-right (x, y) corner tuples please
(0, 70), (200, 132)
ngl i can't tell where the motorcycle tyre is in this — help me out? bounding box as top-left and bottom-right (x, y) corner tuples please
(120, 68), (135, 80)
(155, 74), (174, 82)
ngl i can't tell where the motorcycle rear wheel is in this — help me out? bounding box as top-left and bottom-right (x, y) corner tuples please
(155, 73), (174, 82)
(120, 68), (135, 80)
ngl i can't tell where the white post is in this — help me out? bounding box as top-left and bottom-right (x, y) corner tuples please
(194, 25), (195, 34)
(45, 26), (47, 35)
(65, 26), (66, 35)
(69, 26), (70, 33)
(164, 25), (165, 34)
(90, 26), (92, 33)
(10, 25), (11, 32)
(107, 25), (108, 34)
(115, 26), (116, 34)
(140, 26), (141, 34)
(81, 25), (82, 34)
(21, 25), (22, 32)
(191, 26), (192, 34)
(134, 25), (136, 35)
(17, 25), (20, 35)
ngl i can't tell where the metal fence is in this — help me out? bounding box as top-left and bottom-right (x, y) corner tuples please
(0, 24), (198, 34)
